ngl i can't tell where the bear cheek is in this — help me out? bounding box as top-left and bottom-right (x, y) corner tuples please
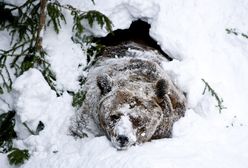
(136, 127), (148, 143)
(132, 119), (151, 143)
(98, 111), (112, 139)
(106, 118), (120, 140)
(102, 121), (115, 141)
(99, 117), (107, 133)
(145, 110), (163, 141)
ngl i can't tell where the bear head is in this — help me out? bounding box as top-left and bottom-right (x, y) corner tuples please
(96, 74), (170, 150)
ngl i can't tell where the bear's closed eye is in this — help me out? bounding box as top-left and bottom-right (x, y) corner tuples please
(130, 116), (142, 128)
(110, 114), (121, 122)
(129, 103), (135, 109)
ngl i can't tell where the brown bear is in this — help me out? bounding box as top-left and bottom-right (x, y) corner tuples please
(73, 42), (186, 150)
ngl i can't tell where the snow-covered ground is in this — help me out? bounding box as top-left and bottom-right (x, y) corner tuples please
(1, 0), (248, 167)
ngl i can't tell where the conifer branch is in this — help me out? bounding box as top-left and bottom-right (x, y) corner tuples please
(202, 79), (226, 113)
(7, 148), (30, 165)
(226, 28), (248, 40)
(52, 3), (113, 37)
(0, 0), (113, 95)
(0, 0), (56, 93)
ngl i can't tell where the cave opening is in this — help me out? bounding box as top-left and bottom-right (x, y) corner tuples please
(94, 20), (173, 61)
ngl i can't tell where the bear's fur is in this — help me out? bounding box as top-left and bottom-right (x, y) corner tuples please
(73, 42), (186, 150)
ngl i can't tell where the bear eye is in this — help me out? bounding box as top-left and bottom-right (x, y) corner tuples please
(110, 114), (121, 122)
(129, 97), (140, 109)
(130, 116), (142, 128)
(129, 103), (135, 109)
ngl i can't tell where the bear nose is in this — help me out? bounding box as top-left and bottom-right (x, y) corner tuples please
(117, 135), (129, 146)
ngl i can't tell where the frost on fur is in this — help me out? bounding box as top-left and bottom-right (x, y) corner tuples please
(72, 42), (187, 149)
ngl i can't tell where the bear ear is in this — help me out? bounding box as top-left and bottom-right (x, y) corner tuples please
(155, 79), (169, 100)
(97, 73), (112, 95)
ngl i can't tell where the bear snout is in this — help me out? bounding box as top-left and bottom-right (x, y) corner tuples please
(112, 134), (134, 150)
(117, 135), (129, 147)
(110, 115), (137, 150)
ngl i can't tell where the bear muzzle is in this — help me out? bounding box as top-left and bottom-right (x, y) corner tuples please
(111, 134), (136, 150)
(111, 115), (137, 150)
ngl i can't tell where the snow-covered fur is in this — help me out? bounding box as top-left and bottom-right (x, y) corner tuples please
(75, 42), (186, 150)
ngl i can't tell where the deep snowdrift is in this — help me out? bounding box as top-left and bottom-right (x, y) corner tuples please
(1, 0), (248, 168)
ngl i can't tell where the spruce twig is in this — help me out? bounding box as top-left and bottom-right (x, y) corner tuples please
(0, 0), (113, 94)
(52, 3), (113, 36)
(202, 79), (226, 113)
(0, 0), (56, 93)
(7, 148), (30, 165)
(226, 28), (248, 39)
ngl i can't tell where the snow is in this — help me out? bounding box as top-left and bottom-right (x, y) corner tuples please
(1, 0), (248, 168)
(42, 12), (87, 91)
